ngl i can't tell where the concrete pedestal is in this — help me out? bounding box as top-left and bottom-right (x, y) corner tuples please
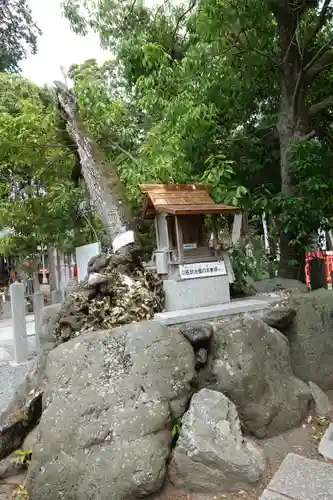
(163, 275), (230, 311)
(154, 298), (270, 325)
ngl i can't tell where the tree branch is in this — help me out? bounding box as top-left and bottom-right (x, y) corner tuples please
(170, 0), (196, 43)
(308, 96), (333, 117)
(292, 13), (305, 118)
(306, 50), (333, 80)
(304, 35), (333, 74)
(226, 122), (278, 143)
(298, 130), (316, 141)
(242, 30), (281, 68)
(304, 0), (332, 47)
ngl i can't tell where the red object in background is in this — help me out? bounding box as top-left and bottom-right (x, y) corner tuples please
(74, 264), (78, 277)
(305, 250), (333, 286)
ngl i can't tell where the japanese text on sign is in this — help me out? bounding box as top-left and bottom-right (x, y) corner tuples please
(179, 261), (227, 280)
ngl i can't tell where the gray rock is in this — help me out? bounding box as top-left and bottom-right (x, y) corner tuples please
(195, 348), (208, 369)
(197, 316), (311, 438)
(253, 277), (308, 294)
(178, 322), (213, 349)
(262, 307), (296, 330)
(26, 321), (196, 500)
(309, 381), (333, 417)
(0, 453), (25, 479)
(0, 355), (46, 460)
(22, 426), (39, 451)
(285, 289), (333, 389)
(169, 389), (266, 493)
(0, 361), (34, 413)
(40, 303), (61, 342)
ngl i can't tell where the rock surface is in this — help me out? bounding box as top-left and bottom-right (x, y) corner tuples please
(284, 289), (333, 390)
(22, 426), (39, 451)
(309, 381), (333, 417)
(26, 321), (196, 500)
(169, 389), (266, 493)
(178, 323), (213, 349)
(40, 303), (61, 342)
(0, 355), (46, 460)
(253, 277), (308, 294)
(262, 307), (296, 330)
(197, 316), (311, 438)
(0, 453), (25, 479)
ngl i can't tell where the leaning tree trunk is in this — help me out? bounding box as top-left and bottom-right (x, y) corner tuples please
(54, 82), (136, 254)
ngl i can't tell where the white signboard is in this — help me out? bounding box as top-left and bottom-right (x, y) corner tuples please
(179, 261), (227, 280)
(183, 243), (197, 250)
(112, 230), (135, 253)
(75, 242), (101, 282)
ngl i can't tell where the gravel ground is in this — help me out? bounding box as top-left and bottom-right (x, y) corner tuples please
(0, 360), (34, 412)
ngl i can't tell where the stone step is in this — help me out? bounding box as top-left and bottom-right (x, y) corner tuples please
(154, 298), (270, 325)
(260, 453), (333, 499)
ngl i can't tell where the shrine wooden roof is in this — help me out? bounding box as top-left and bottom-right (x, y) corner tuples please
(139, 184), (239, 218)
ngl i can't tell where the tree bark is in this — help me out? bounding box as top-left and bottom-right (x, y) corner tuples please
(54, 82), (136, 253)
(273, 6), (309, 280)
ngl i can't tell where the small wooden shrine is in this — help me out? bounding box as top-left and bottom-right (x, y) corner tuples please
(140, 183), (240, 311)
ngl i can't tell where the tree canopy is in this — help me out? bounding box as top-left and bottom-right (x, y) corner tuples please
(61, 0), (333, 278)
(0, 0), (40, 72)
(0, 73), (101, 261)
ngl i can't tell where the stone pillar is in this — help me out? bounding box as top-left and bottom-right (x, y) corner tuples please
(52, 289), (63, 305)
(10, 282), (28, 363)
(2, 301), (11, 319)
(33, 291), (44, 353)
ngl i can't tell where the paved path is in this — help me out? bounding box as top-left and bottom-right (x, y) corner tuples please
(0, 315), (36, 362)
(260, 453), (333, 499)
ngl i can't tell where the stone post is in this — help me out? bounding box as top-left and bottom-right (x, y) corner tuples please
(52, 289), (63, 305)
(33, 291), (44, 353)
(10, 282), (28, 363)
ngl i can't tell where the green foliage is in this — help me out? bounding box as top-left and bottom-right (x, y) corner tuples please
(230, 237), (273, 295)
(13, 448), (32, 467)
(0, 0), (40, 72)
(62, 0), (333, 274)
(201, 155), (248, 207)
(276, 140), (333, 247)
(171, 420), (182, 440)
(0, 74), (101, 260)
(13, 484), (30, 500)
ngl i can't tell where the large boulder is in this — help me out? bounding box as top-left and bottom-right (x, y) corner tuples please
(0, 355), (46, 460)
(169, 389), (265, 493)
(197, 316), (311, 438)
(284, 289), (333, 390)
(26, 321), (196, 500)
(262, 307), (296, 330)
(253, 277), (308, 294)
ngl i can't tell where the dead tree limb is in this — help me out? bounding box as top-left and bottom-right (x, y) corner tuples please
(54, 81), (136, 253)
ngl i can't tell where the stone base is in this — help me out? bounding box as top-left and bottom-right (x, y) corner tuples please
(260, 453), (333, 499)
(163, 275), (230, 311)
(154, 298), (270, 325)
